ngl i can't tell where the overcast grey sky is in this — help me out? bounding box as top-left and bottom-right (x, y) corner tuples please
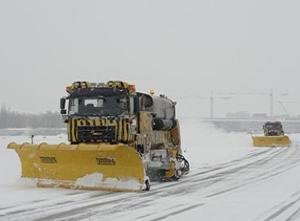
(0, 0), (299, 117)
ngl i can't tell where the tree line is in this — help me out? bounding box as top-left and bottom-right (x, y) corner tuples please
(0, 105), (64, 129)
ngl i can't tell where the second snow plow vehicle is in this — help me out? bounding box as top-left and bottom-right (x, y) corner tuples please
(252, 121), (291, 147)
(8, 81), (189, 191)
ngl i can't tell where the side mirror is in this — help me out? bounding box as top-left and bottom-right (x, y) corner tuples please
(60, 98), (67, 115)
(60, 109), (67, 115)
(60, 97), (66, 110)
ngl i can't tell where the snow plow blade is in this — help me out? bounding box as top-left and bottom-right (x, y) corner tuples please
(7, 142), (147, 192)
(252, 135), (291, 147)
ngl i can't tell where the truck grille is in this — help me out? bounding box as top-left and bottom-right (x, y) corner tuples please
(77, 126), (117, 143)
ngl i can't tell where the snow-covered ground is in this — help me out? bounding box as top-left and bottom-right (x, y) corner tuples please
(1, 119), (300, 221)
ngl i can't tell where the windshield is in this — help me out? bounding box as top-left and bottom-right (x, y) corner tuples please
(68, 95), (128, 116)
(264, 123), (282, 130)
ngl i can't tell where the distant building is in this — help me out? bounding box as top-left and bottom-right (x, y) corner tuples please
(226, 111), (251, 119)
(252, 113), (268, 119)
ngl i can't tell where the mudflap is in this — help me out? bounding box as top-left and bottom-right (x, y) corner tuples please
(7, 142), (148, 192)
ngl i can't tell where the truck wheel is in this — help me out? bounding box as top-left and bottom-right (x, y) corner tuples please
(143, 178), (150, 191)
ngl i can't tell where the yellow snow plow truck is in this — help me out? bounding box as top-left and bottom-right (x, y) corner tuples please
(8, 81), (189, 191)
(252, 121), (291, 147)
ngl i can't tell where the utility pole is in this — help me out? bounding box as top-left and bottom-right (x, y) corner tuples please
(270, 90), (274, 118)
(210, 91), (214, 118)
(174, 92), (231, 119)
(209, 91), (232, 118)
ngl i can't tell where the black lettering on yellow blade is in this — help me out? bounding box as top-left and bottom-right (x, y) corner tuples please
(40, 157), (57, 164)
(96, 158), (116, 166)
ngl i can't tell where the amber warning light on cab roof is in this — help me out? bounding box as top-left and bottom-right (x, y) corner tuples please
(65, 81), (136, 94)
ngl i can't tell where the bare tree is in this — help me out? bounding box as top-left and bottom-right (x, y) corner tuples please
(0, 104), (64, 129)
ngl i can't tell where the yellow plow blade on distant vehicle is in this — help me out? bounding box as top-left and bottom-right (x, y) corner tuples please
(8, 142), (148, 192)
(252, 135), (291, 147)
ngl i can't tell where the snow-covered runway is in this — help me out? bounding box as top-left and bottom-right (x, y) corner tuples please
(1, 120), (300, 221)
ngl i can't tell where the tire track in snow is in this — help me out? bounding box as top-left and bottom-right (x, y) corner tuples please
(152, 147), (290, 199)
(0, 192), (113, 218)
(206, 160), (300, 199)
(254, 190), (300, 221)
(286, 208), (300, 221)
(147, 203), (204, 221)
(205, 146), (300, 198)
(145, 148), (283, 192)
